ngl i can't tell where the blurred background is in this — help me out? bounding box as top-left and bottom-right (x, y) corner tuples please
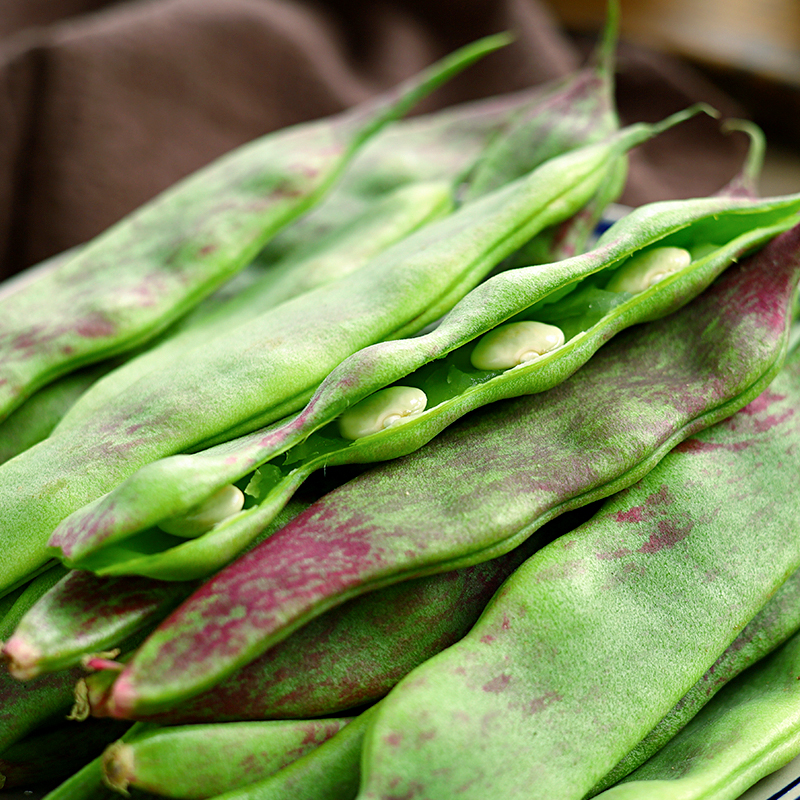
(0, 0), (799, 279)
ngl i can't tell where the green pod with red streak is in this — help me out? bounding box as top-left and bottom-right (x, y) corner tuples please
(105, 223), (800, 716)
(41, 111), (694, 588)
(52, 143), (800, 582)
(87, 510), (592, 724)
(209, 707), (377, 800)
(0, 719), (130, 791)
(592, 563), (800, 792)
(2, 570), (196, 681)
(0, 564), (68, 641)
(354, 338), (800, 800)
(594, 626), (800, 799)
(2, 496), (312, 680)
(100, 718), (351, 799)
(0, 36), (508, 425)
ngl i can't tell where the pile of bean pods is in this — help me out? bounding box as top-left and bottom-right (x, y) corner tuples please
(3, 13), (800, 799)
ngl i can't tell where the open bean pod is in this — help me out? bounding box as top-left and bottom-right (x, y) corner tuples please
(1, 88), (643, 598)
(32, 108), (688, 595)
(53, 186), (800, 580)
(101, 224), (800, 716)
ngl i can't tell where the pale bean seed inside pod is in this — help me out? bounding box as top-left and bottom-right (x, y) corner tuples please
(338, 386), (427, 441)
(158, 484), (245, 538)
(470, 321), (565, 371)
(606, 246), (692, 294)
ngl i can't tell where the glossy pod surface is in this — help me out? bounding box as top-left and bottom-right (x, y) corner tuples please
(104, 223), (800, 715)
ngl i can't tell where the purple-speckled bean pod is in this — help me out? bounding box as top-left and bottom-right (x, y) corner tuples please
(0, 36), (507, 425)
(83, 509), (592, 724)
(353, 333), (800, 800)
(104, 221), (800, 717)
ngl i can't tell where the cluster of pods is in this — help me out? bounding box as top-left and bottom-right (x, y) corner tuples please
(2, 15), (800, 800)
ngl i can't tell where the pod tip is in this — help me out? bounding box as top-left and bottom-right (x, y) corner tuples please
(2, 636), (42, 681)
(102, 740), (135, 797)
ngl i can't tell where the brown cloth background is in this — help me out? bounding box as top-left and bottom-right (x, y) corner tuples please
(0, 0), (749, 281)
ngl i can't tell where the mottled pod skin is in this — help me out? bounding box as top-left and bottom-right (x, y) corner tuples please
(355, 338), (800, 800)
(3, 571), (196, 680)
(0, 36), (507, 425)
(106, 222), (800, 716)
(89, 512), (592, 723)
(595, 624), (800, 798)
(44, 112), (687, 584)
(593, 564), (800, 791)
(55, 180), (455, 436)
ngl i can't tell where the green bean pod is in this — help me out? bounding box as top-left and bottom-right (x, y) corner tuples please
(103, 225), (800, 716)
(53, 182), (800, 580)
(207, 707), (377, 800)
(0, 36), (509, 424)
(592, 563), (800, 791)
(594, 628), (800, 799)
(353, 336), (800, 800)
(3, 109), (680, 598)
(100, 718), (351, 799)
(54, 180), (455, 434)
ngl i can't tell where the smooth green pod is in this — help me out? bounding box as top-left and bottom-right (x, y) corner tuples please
(594, 629), (800, 799)
(35, 109), (688, 589)
(101, 718), (351, 799)
(0, 36), (507, 424)
(102, 228), (800, 715)
(52, 180), (800, 581)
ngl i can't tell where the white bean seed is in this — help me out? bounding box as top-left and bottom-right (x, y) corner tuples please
(338, 386), (427, 441)
(606, 246), (692, 294)
(470, 321), (565, 371)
